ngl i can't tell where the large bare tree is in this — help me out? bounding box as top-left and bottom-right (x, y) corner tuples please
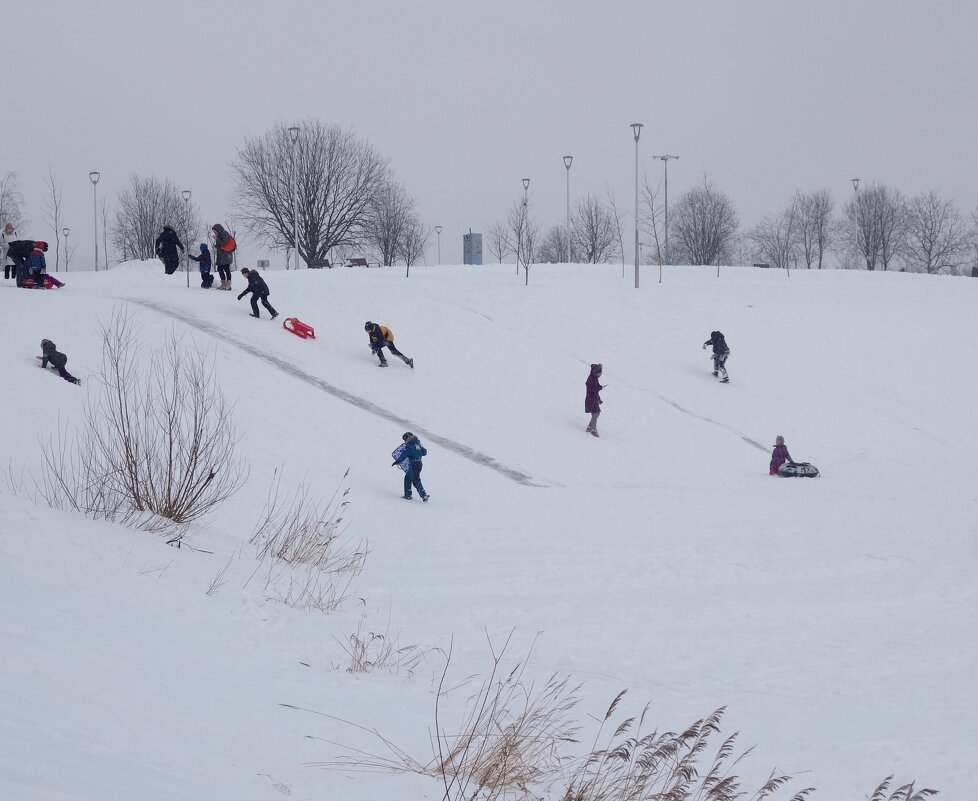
(535, 225), (572, 264)
(0, 171), (24, 229)
(748, 194), (801, 270)
(231, 120), (389, 267)
(672, 177), (739, 266)
(797, 189), (834, 269)
(843, 182), (904, 271)
(902, 191), (968, 274)
(111, 176), (201, 262)
(573, 193), (619, 264)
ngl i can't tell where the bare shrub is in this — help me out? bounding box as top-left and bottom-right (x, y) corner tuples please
(333, 602), (427, 677)
(247, 468), (366, 613)
(868, 776), (938, 801)
(38, 308), (245, 539)
(313, 633), (580, 800)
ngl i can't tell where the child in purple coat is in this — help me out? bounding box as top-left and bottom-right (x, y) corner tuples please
(769, 435), (791, 475)
(585, 363), (604, 437)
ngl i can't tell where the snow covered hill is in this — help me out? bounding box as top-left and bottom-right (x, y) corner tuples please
(1, 262), (975, 799)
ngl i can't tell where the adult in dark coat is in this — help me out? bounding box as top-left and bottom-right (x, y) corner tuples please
(237, 268), (278, 319)
(6, 239), (36, 287)
(702, 330), (730, 383)
(154, 226), (185, 275)
(212, 224), (235, 289)
(585, 363), (604, 437)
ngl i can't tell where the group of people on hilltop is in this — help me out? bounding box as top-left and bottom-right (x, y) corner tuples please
(155, 223), (236, 290)
(2, 222), (65, 289)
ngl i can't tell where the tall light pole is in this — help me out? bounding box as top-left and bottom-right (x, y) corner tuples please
(288, 125), (300, 269)
(630, 124), (643, 288)
(563, 155), (573, 263)
(89, 171), (100, 271)
(435, 225), (442, 265)
(182, 189), (192, 287)
(62, 227), (70, 272)
(851, 178), (867, 269)
(652, 154), (678, 282)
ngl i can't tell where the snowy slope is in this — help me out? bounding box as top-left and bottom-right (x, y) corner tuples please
(1, 262), (975, 799)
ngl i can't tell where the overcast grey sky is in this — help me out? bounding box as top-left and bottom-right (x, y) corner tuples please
(7, 0), (977, 268)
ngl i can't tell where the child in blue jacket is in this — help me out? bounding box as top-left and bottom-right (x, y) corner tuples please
(189, 243), (213, 288)
(392, 432), (429, 501)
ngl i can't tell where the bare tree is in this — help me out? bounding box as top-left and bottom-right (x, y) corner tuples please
(535, 225), (570, 264)
(487, 220), (511, 264)
(100, 196), (111, 269)
(363, 180), (416, 266)
(42, 169), (64, 272)
(672, 176), (739, 266)
(606, 186), (627, 276)
(398, 217), (431, 273)
(748, 193), (801, 270)
(506, 197), (539, 284)
(0, 171), (25, 229)
(640, 174), (664, 264)
(797, 189), (834, 269)
(970, 208), (978, 276)
(902, 191), (968, 274)
(843, 182), (904, 271)
(232, 120), (389, 267)
(111, 176), (201, 261)
(572, 193), (619, 264)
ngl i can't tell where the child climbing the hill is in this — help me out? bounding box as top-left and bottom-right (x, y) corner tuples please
(364, 321), (414, 368)
(392, 432), (429, 501)
(585, 363), (604, 436)
(237, 268), (278, 319)
(189, 243), (213, 288)
(769, 435), (791, 475)
(702, 330), (730, 383)
(38, 339), (81, 385)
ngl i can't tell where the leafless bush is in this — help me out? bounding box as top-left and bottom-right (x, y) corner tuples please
(248, 468), (366, 613)
(333, 602), (427, 676)
(38, 309), (245, 539)
(748, 194), (801, 271)
(0, 171), (25, 229)
(206, 554), (235, 597)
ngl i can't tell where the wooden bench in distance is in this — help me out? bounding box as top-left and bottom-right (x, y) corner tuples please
(347, 257), (369, 268)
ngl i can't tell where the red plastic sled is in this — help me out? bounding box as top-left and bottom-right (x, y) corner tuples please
(283, 317), (316, 339)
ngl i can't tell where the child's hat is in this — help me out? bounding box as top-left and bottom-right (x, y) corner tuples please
(199, 243), (208, 252)
(402, 432), (414, 442)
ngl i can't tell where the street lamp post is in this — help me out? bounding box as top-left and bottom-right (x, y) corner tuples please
(630, 124), (643, 288)
(62, 227), (70, 272)
(851, 177), (869, 270)
(563, 155), (573, 263)
(89, 171), (100, 271)
(652, 154), (678, 283)
(435, 225), (442, 265)
(182, 189), (192, 287)
(288, 126), (300, 269)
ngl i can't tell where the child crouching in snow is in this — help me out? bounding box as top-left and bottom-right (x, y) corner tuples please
(769, 435), (791, 475)
(38, 339), (81, 385)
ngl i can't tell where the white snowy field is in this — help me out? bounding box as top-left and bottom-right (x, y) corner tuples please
(1, 261), (975, 800)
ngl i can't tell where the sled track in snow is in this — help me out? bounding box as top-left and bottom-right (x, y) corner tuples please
(130, 300), (545, 487)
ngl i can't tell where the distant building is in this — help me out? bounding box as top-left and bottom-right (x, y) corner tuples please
(463, 232), (483, 265)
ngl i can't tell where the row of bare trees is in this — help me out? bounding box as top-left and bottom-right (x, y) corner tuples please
(749, 184), (976, 275)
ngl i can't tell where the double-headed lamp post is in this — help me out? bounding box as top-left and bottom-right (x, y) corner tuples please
(630, 124), (643, 289)
(288, 126), (300, 268)
(652, 154), (678, 282)
(435, 225), (442, 265)
(89, 171), (100, 271)
(563, 155), (573, 263)
(62, 227), (70, 272)
(182, 190), (192, 287)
